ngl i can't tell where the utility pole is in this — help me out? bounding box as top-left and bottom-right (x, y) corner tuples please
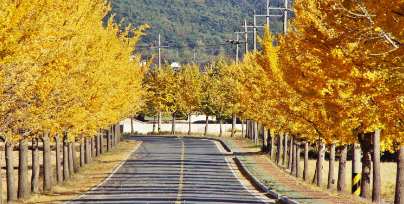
(254, 0), (283, 31)
(265, 0), (291, 34)
(150, 34), (169, 133)
(226, 31), (246, 64)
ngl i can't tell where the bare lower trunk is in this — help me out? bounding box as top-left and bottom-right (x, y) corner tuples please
(91, 137), (95, 158)
(277, 134), (283, 166)
(283, 133), (288, 166)
(68, 141), (73, 174)
(292, 140), (296, 175)
(317, 140), (324, 187)
(55, 136), (62, 183)
(337, 145), (347, 193)
(18, 138), (29, 199)
(188, 114), (192, 135)
(395, 143), (404, 204)
(6, 141), (16, 202)
(204, 115), (208, 136)
(152, 116), (156, 134)
(107, 129), (111, 151)
(296, 142), (300, 178)
(85, 138), (90, 164)
(95, 134), (99, 157)
(359, 133), (372, 199)
(0, 145), (3, 204)
(80, 137), (85, 167)
(63, 134), (69, 181)
(270, 133), (275, 159)
(43, 134), (52, 190)
(219, 117), (223, 137)
(373, 130), (381, 202)
(131, 117), (134, 134)
(171, 113), (176, 134)
(328, 144), (335, 190)
(304, 142), (309, 181)
(72, 140), (78, 173)
(31, 138), (40, 191)
(100, 130), (104, 154)
(231, 113), (236, 137)
(288, 134), (292, 170)
(241, 120), (245, 138)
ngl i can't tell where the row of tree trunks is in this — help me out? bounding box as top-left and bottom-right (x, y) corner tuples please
(3, 128), (114, 203)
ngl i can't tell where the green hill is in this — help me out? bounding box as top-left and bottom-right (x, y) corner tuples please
(105, 0), (293, 66)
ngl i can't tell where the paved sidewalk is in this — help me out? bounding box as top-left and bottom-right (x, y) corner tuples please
(222, 137), (365, 204)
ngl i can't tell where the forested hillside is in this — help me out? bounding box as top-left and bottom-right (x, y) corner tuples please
(105, 0), (291, 66)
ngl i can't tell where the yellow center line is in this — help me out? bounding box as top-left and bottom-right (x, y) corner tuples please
(175, 140), (185, 204)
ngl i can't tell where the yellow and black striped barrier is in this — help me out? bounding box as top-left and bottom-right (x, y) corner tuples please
(233, 128), (237, 137)
(352, 172), (361, 196)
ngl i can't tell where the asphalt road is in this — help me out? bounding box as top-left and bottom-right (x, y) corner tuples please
(68, 136), (270, 203)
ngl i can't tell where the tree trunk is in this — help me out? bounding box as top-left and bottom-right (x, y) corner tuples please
(373, 130), (381, 203)
(100, 130), (104, 154)
(91, 137), (95, 158)
(337, 145), (347, 193)
(270, 132), (274, 159)
(317, 140), (324, 187)
(288, 135), (293, 170)
(18, 138), (29, 199)
(152, 116), (156, 134)
(6, 141), (16, 202)
(80, 137), (85, 167)
(68, 142), (73, 174)
(254, 122), (259, 145)
(241, 120), (245, 138)
(204, 115), (208, 136)
(296, 142), (300, 178)
(72, 140), (78, 173)
(115, 123), (120, 144)
(395, 143), (404, 204)
(158, 111), (162, 133)
(283, 133), (288, 166)
(219, 117), (223, 137)
(111, 125), (115, 147)
(188, 114), (192, 135)
(328, 144), (335, 190)
(63, 134), (69, 181)
(171, 113), (176, 134)
(292, 140), (296, 175)
(304, 142), (309, 181)
(0, 144), (3, 204)
(31, 138), (40, 192)
(277, 134), (283, 166)
(359, 133), (372, 199)
(231, 113), (236, 137)
(95, 134), (99, 157)
(107, 129), (111, 151)
(43, 133), (52, 190)
(85, 138), (91, 164)
(55, 136), (62, 183)
(131, 117), (134, 134)
(262, 127), (266, 152)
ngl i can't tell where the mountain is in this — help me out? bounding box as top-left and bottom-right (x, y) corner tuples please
(105, 0), (293, 66)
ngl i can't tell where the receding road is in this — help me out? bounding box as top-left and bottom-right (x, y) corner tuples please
(68, 136), (270, 203)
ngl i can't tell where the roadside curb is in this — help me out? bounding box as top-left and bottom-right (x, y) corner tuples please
(234, 156), (301, 204)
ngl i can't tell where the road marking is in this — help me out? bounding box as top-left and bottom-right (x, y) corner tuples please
(175, 140), (185, 204)
(64, 141), (143, 204)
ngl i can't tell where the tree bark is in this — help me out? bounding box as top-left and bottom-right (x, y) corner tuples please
(72, 140), (78, 173)
(0, 143), (3, 204)
(68, 141), (73, 174)
(241, 120), (245, 138)
(270, 132), (274, 159)
(328, 144), (335, 190)
(373, 130), (381, 203)
(152, 116), (156, 134)
(317, 140), (324, 187)
(292, 139), (297, 175)
(100, 130), (104, 154)
(85, 138), (91, 164)
(359, 133), (372, 199)
(204, 115), (208, 136)
(254, 122), (259, 145)
(43, 133), (52, 190)
(219, 116), (223, 137)
(107, 129), (111, 151)
(80, 137), (85, 167)
(283, 132), (288, 166)
(296, 142), (300, 178)
(31, 138), (40, 192)
(231, 113), (236, 137)
(63, 134), (69, 181)
(18, 138), (29, 199)
(395, 143), (404, 204)
(95, 134), (99, 157)
(6, 141), (16, 202)
(171, 113), (176, 134)
(288, 135), (293, 170)
(188, 114), (192, 135)
(304, 142), (309, 181)
(91, 138), (95, 158)
(277, 134), (283, 166)
(55, 136), (62, 183)
(337, 145), (347, 193)
(131, 117), (134, 134)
